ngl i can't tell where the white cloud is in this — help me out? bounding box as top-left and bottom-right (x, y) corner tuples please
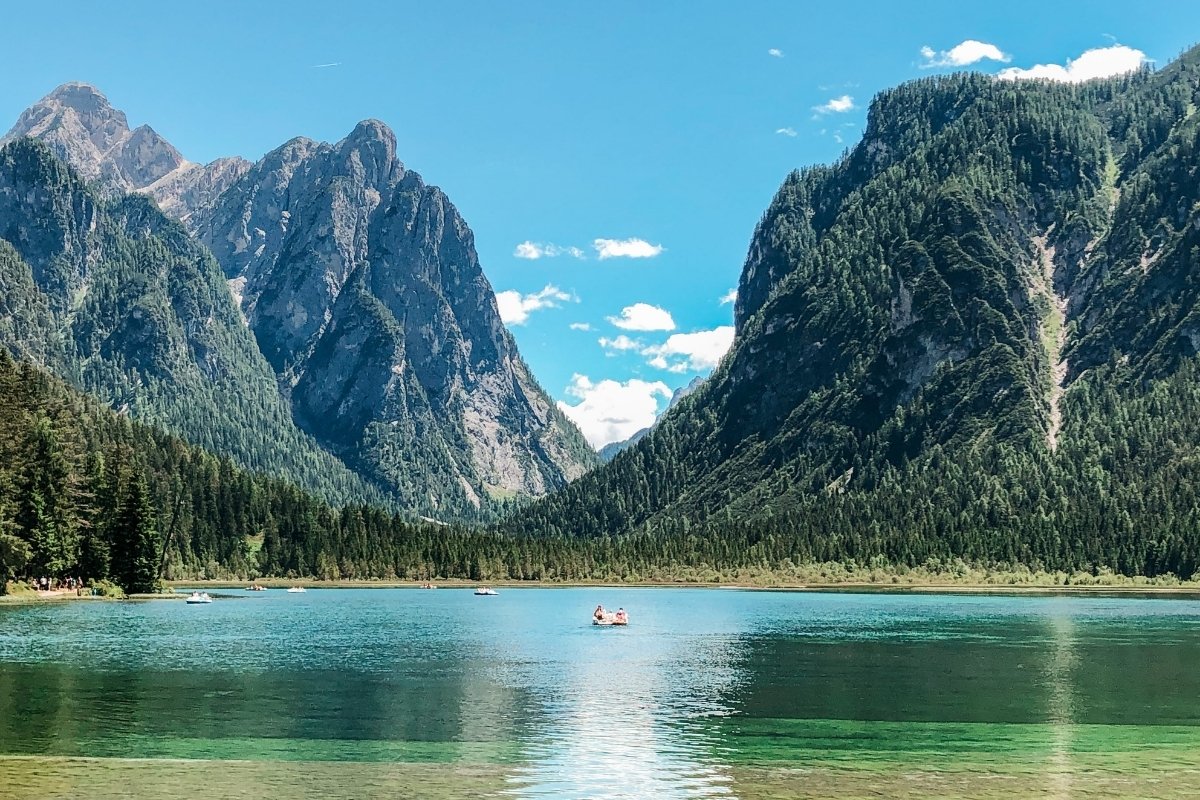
(768, 48), (784, 58)
(495, 284), (574, 325)
(813, 95), (855, 114)
(607, 302), (676, 332)
(997, 45), (1147, 83)
(569, 322), (592, 331)
(920, 40), (1010, 68)
(514, 241), (586, 260)
(642, 326), (735, 372)
(719, 288), (738, 305)
(599, 334), (643, 353)
(775, 127), (798, 137)
(557, 374), (671, 448)
(593, 238), (664, 259)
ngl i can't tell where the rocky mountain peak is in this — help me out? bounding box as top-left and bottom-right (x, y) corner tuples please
(3, 82), (136, 184)
(14, 83), (129, 145)
(338, 119), (401, 186)
(3, 83), (250, 222)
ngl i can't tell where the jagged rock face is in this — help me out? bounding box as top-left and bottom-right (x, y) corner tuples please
(1, 83), (250, 222)
(193, 119), (593, 511)
(144, 156), (252, 224)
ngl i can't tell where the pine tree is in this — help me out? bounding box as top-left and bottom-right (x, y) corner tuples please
(111, 470), (160, 593)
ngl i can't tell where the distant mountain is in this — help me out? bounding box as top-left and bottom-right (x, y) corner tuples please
(598, 376), (705, 462)
(0, 83), (250, 222)
(2, 84), (595, 519)
(509, 48), (1200, 578)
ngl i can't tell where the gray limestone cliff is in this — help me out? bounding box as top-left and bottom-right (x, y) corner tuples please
(192, 120), (595, 512)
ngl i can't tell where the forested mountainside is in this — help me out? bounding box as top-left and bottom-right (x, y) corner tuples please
(0, 352), (731, 593)
(2, 85), (595, 520)
(0, 350), (566, 592)
(0, 139), (385, 508)
(509, 47), (1200, 579)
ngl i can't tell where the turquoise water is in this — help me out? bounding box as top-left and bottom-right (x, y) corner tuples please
(2, 588), (1200, 798)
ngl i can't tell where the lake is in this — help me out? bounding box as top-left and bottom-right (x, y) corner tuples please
(1, 587), (1199, 799)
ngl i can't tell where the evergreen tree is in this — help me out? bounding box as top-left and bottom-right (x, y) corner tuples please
(110, 471), (160, 593)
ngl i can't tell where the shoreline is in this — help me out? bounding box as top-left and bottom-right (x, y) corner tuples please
(172, 578), (1200, 597)
(6, 579), (1200, 604)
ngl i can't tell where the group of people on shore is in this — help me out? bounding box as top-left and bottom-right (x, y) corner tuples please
(32, 576), (84, 595)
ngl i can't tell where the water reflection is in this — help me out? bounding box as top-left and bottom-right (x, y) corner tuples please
(504, 611), (744, 798)
(1045, 606), (1077, 799)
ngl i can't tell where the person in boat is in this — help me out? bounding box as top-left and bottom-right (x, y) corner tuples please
(615, 608), (627, 624)
(594, 604), (606, 622)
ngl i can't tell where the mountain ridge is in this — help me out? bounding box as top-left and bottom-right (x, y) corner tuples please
(1, 84), (596, 519)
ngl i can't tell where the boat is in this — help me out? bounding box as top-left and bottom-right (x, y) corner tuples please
(245, 584), (267, 591)
(474, 587), (498, 596)
(592, 609), (629, 626)
(185, 591), (213, 604)
(287, 586), (307, 594)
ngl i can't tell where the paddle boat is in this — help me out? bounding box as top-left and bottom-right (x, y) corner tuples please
(592, 606), (628, 626)
(287, 586), (307, 594)
(245, 584), (267, 591)
(474, 587), (498, 596)
(185, 591), (213, 604)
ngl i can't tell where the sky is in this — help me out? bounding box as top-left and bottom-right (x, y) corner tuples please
(1, 1), (1197, 448)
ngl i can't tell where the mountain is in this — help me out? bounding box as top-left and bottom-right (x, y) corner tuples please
(0, 83), (250, 222)
(2, 84), (595, 518)
(598, 376), (705, 462)
(188, 120), (593, 515)
(509, 48), (1200, 578)
(0, 137), (385, 507)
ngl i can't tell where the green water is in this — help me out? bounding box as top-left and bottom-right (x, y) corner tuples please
(2, 588), (1199, 798)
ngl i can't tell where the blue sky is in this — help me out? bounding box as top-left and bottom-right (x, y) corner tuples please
(1, 1), (1196, 447)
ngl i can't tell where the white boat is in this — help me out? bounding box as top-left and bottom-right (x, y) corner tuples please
(185, 591), (213, 604)
(474, 587), (498, 596)
(592, 610), (629, 626)
(287, 586), (307, 594)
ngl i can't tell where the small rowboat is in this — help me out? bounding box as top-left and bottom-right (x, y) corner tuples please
(287, 586), (307, 594)
(592, 611), (628, 626)
(474, 587), (498, 596)
(185, 592), (213, 604)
